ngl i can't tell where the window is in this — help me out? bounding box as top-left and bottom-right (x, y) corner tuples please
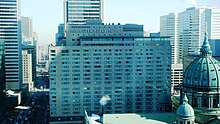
(62, 50), (69, 53)
(50, 50), (55, 53)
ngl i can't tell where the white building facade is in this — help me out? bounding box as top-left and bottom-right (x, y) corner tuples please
(171, 64), (183, 95)
(160, 13), (178, 64)
(178, 6), (220, 60)
(0, 0), (22, 90)
(201, 7), (220, 40)
(22, 50), (33, 91)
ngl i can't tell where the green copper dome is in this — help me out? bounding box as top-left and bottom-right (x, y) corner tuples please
(177, 94), (194, 117)
(184, 32), (220, 87)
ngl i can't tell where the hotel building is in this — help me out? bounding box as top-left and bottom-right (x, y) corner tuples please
(49, 22), (171, 123)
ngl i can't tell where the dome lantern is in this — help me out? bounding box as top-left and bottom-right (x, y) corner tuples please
(182, 93), (188, 104)
(200, 32), (212, 57)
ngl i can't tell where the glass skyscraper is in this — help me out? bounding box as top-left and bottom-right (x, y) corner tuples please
(0, 0), (22, 90)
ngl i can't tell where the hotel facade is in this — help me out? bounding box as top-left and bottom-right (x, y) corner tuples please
(49, 22), (171, 123)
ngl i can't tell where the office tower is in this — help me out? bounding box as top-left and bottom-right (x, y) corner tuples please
(203, 8), (220, 57)
(0, 0), (22, 90)
(22, 45), (37, 86)
(201, 7), (220, 40)
(178, 7), (204, 58)
(33, 32), (39, 63)
(22, 50), (33, 91)
(0, 41), (5, 120)
(64, 0), (104, 26)
(160, 13), (178, 64)
(49, 23), (171, 123)
(161, 7), (220, 93)
(21, 16), (33, 42)
(178, 6), (220, 61)
(56, 24), (66, 46)
(160, 13), (183, 94)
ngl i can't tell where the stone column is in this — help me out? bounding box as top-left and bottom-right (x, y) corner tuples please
(198, 97), (202, 108)
(209, 95), (213, 109)
(218, 94), (220, 108)
(188, 93), (192, 105)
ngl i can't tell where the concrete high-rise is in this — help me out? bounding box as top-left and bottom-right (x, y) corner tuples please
(160, 13), (183, 94)
(49, 22), (172, 123)
(22, 50), (33, 91)
(161, 7), (220, 94)
(178, 6), (220, 61)
(49, 37), (171, 123)
(178, 7), (204, 58)
(64, 0), (104, 26)
(22, 45), (37, 86)
(33, 32), (39, 63)
(202, 8), (220, 57)
(160, 13), (178, 64)
(21, 16), (33, 42)
(0, 0), (22, 90)
(201, 7), (220, 40)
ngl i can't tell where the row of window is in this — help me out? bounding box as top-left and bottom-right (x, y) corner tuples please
(51, 48), (168, 53)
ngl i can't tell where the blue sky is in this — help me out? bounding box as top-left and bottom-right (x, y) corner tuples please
(21, 0), (220, 44)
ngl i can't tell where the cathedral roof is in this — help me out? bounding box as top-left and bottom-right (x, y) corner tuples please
(183, 32), (220, 88)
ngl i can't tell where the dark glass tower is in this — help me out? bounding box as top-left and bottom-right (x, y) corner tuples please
(0, 0), (22, 90)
